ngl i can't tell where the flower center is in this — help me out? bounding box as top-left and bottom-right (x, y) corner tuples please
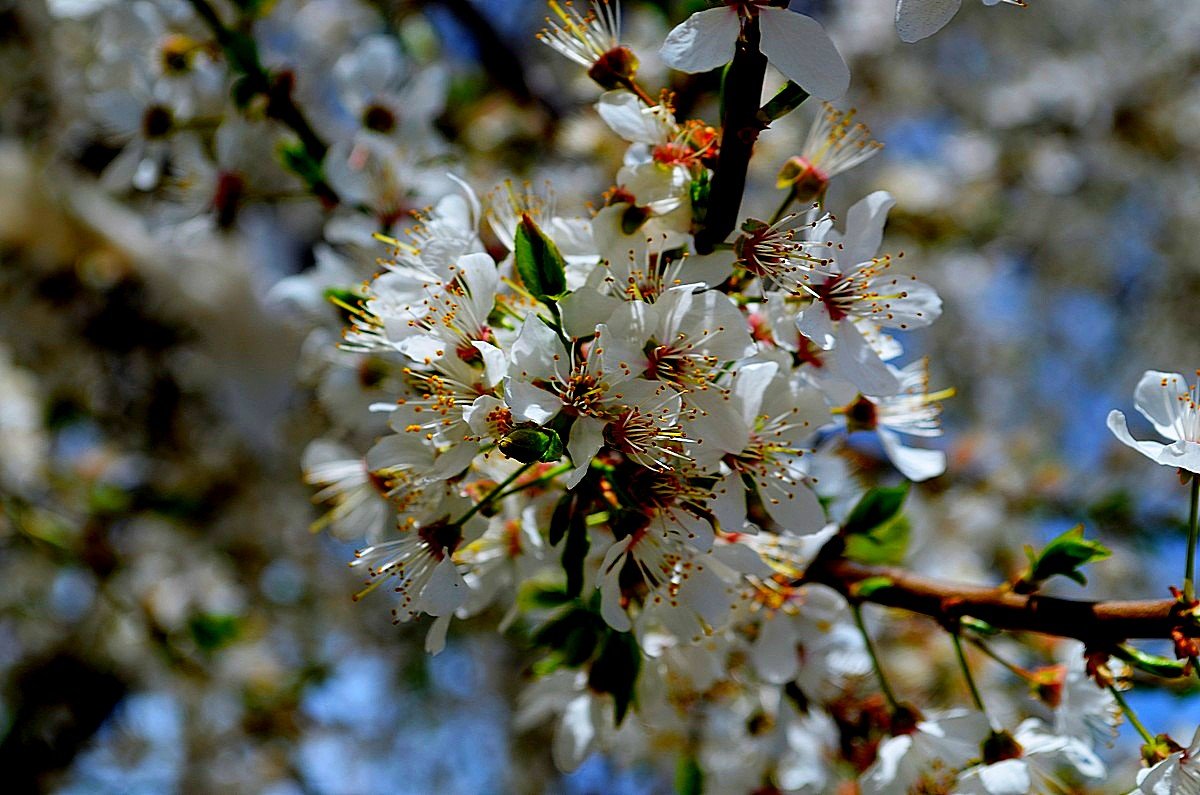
(362, 103), (397, 134)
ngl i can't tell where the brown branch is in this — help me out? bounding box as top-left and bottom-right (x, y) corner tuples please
(804, 557), (1195, 645)
(693, 15), (768, 255)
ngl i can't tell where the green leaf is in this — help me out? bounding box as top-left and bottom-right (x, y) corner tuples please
(548, 493), (573, 547)
(842, 484), (909, 537)
(689, 171), (711, 225)
(1015, 524), (1111, 593)
(516, 582), (572, 612)
(844, 515), (910, 566)
(757, 81), (811, 125)
(513, 214), (567, 303)
(278, 142), (326, 190)
(842, 485), (911, 566)
(188, 613), (241, 651)
(588, 630), (641, 725)
(562, 507), (590, 599)
(531, 609), (603, 673)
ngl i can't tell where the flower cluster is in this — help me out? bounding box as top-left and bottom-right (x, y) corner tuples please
(39, 0), (1185, 791)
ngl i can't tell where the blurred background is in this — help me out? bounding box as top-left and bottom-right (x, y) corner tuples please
(2, 0), (1200, 791)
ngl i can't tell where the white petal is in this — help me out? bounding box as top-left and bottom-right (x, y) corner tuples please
(860, 734), (915, 794)
(674, 509), (716, 553)
(474, 341), (508, 386)
(712, 470), (750, 532)
(878, 428), (946, 481)
(596, 90), (666, 144)
(505, 379), (562, 425)
(841, 191), (895, 266)
(420, 557), (467, 616)
(553, 695), (598, 772)
(682, 249), (735, 288)
(365, 432), (433, 473)
(895, 0), (961, 43)
(753, 612), (800, 683)
(872, 277), (942, 330)
(1107, 408), (1167, 461)
(567, 417), (606, 487)
(659, 7), (740, 74)
(795, 306), (837, 350)
(712, 540), (773, 576)
(760, 475), (826, 534)
(1133, 370), (1189, 441)
(963, 759), (1031, 795)
(559, 286), (621, 339)
(759, 7), (850, 100)
(424, 613), (452, 654)
(833, 324), (902, 396)
(510, 315), (568, 382)
(598, 538), (634, 631)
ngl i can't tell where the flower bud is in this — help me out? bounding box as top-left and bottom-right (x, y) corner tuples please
(499, 427), (564, 464)
(777, 155), (829, 203)
(1142, 734), (1184, 766)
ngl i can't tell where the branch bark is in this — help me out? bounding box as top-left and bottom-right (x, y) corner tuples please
(804, 556), (1195, 645)
(693, 15), (767, 255)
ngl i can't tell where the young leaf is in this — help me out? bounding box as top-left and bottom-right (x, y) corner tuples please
(844, 515), (911, 566)
(1014, 524), (1111, 594)
(842, 484), (909, 537)
(842, 485), (911, 566)
(548, 493), (573, 547)
(513, 214), (567, 303)
(562, 507), (590, 598)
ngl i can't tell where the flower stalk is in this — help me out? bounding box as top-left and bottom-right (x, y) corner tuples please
(1109, 685), (1154, 745)
(452, 460), (538, 528)
(851, 602), (901, 712)
(1186, 473), (1199, 602)
(952, 630), (988, 715)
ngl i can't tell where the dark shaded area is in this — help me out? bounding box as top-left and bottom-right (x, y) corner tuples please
(0, 652), (128, 794)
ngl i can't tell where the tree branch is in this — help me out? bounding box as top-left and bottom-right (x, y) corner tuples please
(693, 15), (767, 255)
(804, 557), (1196, 645)
(186, 0), (339, 206)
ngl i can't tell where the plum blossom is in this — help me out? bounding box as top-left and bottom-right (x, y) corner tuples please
(659, 1), (850, 100)
(777, 103), (883, 203)
(954, 720), (1106, 794)
(860, 709), (992, 794)
(837, 359), (952, 482)
(1108, 370), (1200, 475)
(794, 191), (942, 395)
